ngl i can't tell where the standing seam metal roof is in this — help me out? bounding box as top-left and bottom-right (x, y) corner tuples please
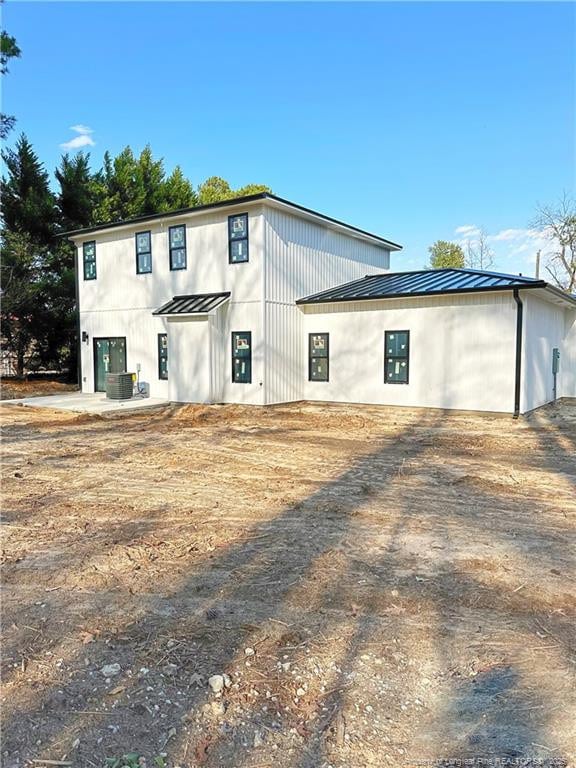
(153, 292), (231, 315)
(296, 268), (550, 304)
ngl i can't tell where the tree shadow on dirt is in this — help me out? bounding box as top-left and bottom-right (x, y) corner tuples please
(2, 403), (575, 767)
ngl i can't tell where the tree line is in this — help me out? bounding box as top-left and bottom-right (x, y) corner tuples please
(1, 22), (575, 381)
(0, 135), (270, 377)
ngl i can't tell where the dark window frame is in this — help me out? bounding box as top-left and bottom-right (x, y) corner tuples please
(231, 331), (252, 383)
(384, 330), (410, 385)
(135, 230), (152, 274)
(169, 224), (187, 271)
(83, 240), (97, 280)
(228, 213), (249, 264)
(158, 333), (168, 380)
(308, 333), (329, 382)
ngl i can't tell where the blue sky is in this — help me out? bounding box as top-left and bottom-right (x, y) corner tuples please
(4, 1), (575, 273)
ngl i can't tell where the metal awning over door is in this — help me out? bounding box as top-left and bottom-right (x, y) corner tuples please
(153, 292), (231, 316)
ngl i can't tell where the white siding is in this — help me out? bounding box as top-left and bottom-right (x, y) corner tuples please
(264, 207), (390, 305)
(300, 292), (518, 413)
(76, 206), (266, 401)
(263, 207), (392, 404)
(78, 309), (170, 398)
(522, 294), (575, 412)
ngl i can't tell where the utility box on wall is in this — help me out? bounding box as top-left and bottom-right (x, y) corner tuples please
(552, 348), (560, 375)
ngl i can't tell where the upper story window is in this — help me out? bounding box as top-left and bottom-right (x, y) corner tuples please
(228, 213), (249, 264)
(169, 225), (187, 270)
(135, 231), (152, 274)
(384, 330), (410, 384)
(309, 333), (329, 382)
(83, 241), (97, 280)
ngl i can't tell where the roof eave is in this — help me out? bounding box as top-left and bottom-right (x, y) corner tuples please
(61, 192), (402, 251)
(296, 282), (549, 306)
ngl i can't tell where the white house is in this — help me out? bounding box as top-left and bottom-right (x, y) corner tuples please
(67, 193), (576, 416)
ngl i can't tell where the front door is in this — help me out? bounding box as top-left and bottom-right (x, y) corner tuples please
(94, 337), (127, 391)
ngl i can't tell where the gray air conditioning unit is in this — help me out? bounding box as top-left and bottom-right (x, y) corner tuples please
(105, 372), (134, 400)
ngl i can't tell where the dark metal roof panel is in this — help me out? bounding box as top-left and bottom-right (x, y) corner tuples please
(296, 269), (548, 304)
(153, 292), (231, 316)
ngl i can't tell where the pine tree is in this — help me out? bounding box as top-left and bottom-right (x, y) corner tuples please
(162, 166), (197, 210)
(0, 30), (21, 140)
(1, 134), (56, 245)
(55, 152), (101, 230)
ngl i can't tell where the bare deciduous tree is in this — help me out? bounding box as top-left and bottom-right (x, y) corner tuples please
(533, 195), (576, 293)
(465, 229), (495, 271)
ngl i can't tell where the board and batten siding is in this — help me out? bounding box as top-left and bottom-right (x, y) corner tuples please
(76, 206), (266, 400)
(522, 293), (575, 412)
(301, 292), (518, 413)
(262, 207), (392, 404)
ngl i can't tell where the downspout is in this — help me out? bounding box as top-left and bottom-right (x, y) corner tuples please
(73, 243), (82, 390)
(512, 288), (523, 418)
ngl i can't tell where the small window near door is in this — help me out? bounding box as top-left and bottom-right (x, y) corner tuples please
(309, 333), (329, 382)
(228, 213), (249, 263)
(158, 333), (168, 380)
(384, 330), (409, 384)
(136, 231), (152, 274)
(169, 225), (187, 270)
(232, 331), (252, 383)
(83, 241), (97, 280)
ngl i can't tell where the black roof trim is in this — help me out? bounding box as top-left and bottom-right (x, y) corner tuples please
(61, 192), (402, 250)
(295, 268), (562, 305)
(153, 291), (231, 316)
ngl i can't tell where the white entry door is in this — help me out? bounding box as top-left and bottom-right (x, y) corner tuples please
(167, 317), (211, 403)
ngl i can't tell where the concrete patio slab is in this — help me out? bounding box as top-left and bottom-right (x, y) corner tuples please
(1, 392), (170, 415)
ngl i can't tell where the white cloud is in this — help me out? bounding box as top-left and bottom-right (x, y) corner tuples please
(59, 124), (96, 150)
(454, 224), (480, 237)
(70, 124), (93, 135)
(452, 223), (557, 274)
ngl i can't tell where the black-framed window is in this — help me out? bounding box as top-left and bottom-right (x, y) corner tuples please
(228, 213), (249, 264)
(158, 333), (168, 380)
(384, 330), (410, 384)
(83, 241), (97, 280)
(232, 331), (252, 383)
(135, 231), (152, 274)
(309, 333), (329, 382)
(169, 225), (187, 270)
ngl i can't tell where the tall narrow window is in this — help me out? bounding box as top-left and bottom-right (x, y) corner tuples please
(228, 213), (249, 263)
(158, 333), (168, 380)
(232, 331), (252, 383)
(135, 231), (152, 274)
(309, 333), (329, 382)
(384, 330), (410, 384)
(169, 225), (187, 270)
(83, 241), (97, 280)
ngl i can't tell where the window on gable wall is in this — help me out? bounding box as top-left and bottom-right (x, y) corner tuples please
(135, 231), (152, 274)
(228, 213), (249, 263)
(384, 330), (410, 384)
(83, 241), (96, 280)
(169, 225), (187, 270)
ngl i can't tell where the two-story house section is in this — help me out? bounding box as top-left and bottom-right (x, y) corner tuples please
(68, 193), (401, 406)
(68, 192), (576, 415)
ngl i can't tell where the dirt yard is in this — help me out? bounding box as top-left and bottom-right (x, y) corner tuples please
(1, 378), (78, 401)
(1, 400), (575, 768)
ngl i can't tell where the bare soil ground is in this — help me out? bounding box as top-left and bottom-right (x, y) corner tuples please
(1, 400), (575, 768)
(1, 378), (78, 401)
